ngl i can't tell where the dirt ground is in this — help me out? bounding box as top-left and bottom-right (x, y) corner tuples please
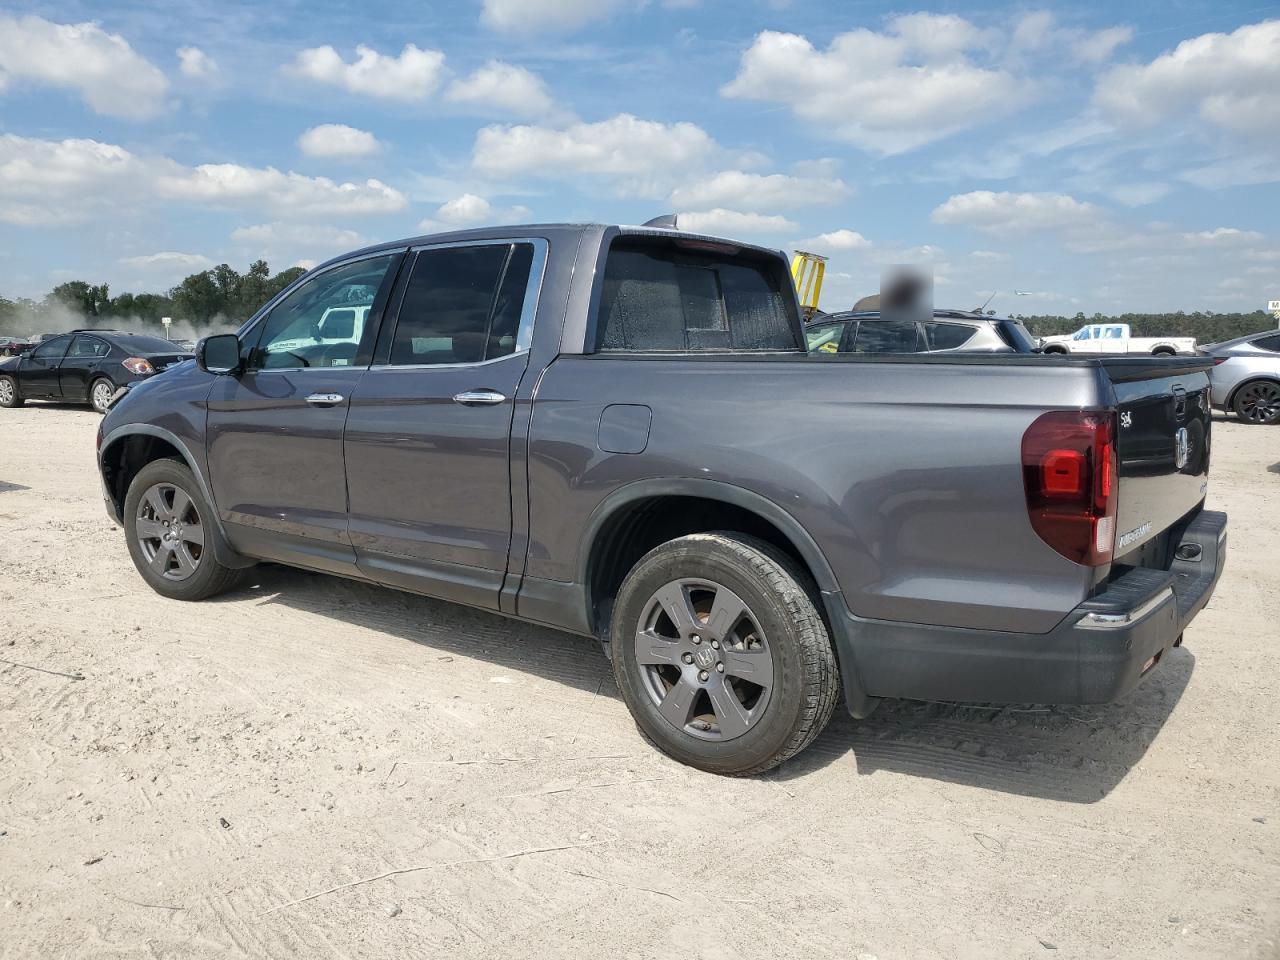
(0, 405), (1277, 960)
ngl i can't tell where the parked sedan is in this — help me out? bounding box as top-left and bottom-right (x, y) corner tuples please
(1202, 329), (1280, 425)
(0, 329), (193, 413)
(805, 309), (1039, 355)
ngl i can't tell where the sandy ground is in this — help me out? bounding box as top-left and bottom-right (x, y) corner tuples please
(0, 404), (1277, 960)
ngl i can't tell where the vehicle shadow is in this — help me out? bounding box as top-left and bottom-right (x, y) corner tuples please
(780, 649), (1194, 802)
(215, 564), (1192, 803)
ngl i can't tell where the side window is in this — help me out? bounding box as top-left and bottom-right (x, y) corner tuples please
(1251, 334), (1280, 352)
(32, 335), (71, 360)
(1074, 328), (1091, 341)
(596, 242), (800, 352)
(389, 243), (533, 366)
(1105, 326), (1125, 339)
(250, 255), (396, 370)
(851, 320), (919, 353)
(921, 321), (975, 351)
(805, 322), (845, 354)
(69, 335), (110, 358)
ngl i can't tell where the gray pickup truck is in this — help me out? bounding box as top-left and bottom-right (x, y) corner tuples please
(97, 222), (1227, 775)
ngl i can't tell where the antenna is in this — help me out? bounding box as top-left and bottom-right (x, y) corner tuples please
(976, 291), (997, 312)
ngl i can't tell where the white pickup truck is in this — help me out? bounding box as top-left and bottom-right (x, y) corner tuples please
(1039, 323), (1196, 356)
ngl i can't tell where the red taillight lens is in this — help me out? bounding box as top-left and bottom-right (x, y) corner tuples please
(122, 357), (154, 375)
(1022, 411), (1117, 566)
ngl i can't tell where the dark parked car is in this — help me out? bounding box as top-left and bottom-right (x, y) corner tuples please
(1200, 329), (1280, 425)
(0, 337), (36, 358)
(0, 330), (193, 412)
(805, 309), (1039, 354)
(97, 223), (1225, 775)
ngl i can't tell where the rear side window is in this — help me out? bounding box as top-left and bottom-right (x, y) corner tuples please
(805, 321), (846, 354)
(852, 320), (920, 353)
(390, 243), (533, 365)
(921, 321), (974, 351)
(1252, 333), (1280, 352)
(596, 242), (800, 352)
(69, 335), (111, 358)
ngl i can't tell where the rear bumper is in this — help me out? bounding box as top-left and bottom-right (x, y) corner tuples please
(829, 510), (1226, 710)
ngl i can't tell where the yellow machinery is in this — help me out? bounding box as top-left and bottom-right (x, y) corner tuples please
(790, 250), (827, 320)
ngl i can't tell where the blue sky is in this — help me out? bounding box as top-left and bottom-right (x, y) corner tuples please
(1, 0), (1278, 317)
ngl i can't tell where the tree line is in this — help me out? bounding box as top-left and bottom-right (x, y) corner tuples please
(0, 260), (306, 337)
(1017, 311), (1277, 343)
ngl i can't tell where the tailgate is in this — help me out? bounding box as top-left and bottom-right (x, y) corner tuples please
(1108, 360), (1212, 558)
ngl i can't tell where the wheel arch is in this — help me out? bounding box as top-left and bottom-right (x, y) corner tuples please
(1226, 375), (1280, 414)
(99, 424), (252, 568)
(579, 479), (841, 635)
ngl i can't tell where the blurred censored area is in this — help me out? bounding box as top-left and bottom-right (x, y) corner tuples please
(881, 264), (934, 328)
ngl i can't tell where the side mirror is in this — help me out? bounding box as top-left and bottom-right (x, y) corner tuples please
(197, 334), (242, 375)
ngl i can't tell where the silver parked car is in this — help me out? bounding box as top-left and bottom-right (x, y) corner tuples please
(1202, 329), (1280, 425)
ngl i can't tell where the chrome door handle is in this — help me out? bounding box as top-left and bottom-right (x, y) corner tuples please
(305, 393), (345, 406)
(453, 389), (507, 406)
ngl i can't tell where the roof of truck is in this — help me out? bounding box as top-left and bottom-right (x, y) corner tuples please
(317, 222), (788, 273)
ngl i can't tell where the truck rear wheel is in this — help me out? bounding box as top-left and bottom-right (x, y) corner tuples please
(610, 532), (838, 776)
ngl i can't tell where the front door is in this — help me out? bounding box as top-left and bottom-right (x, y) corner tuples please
(22, 335), (71, 398)
(206, 252), (402, 574)
(344, 240), (544, 610)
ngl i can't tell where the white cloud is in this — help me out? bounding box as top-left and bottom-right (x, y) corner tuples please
(177, 46), (218, 79)
(0, 134), (407, 225)
(416, 193), (532, 232)
(794, 229), (872, 252)
(675, 209), (797, 235)
(120, 252), (214, 270)
(230, 222), (364, 248)
(159, 163), (405, 216)
(480, 0), (620, 33)
(1008, 12), (1132, 65)
(1094, 20), (1280, 137)
(445, 61), (557, 117)
(668, 170), (851, 213)
(722, 17), (1028, 154)
(472, 114), (717, 190)
(298, 124), (382, 159)
(289, 43), (445, 101)
(0, 14), (168, 120)
(1179, 227), (1265, 245)
(932, 190), (1103, 233)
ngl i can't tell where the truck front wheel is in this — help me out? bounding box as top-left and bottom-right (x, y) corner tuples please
(609, 532), (839, 776)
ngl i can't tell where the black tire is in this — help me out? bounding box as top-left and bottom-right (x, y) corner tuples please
(0, 374), (23, 408)
(610, 532), (839, 776)
(1042, 346), (1068, 355)
(1231, 379), (1280, 425)
(123, 459), (247, 601)
(1151, 347), (1176, 356)
(89, 377), (116, 414)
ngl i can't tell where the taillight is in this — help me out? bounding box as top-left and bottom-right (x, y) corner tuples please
(122, 357), (154, 375)
(1022, 411), (1117, 566)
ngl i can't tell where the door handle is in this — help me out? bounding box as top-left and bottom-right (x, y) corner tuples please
(305, 393), (346, 406)
(453, 389), (507, 406)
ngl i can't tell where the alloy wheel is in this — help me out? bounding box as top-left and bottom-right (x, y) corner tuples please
(135, 482), (205, 581)
(634, 578), (775, 741)
(92, 381), (114, 412)
(1239, 382), (1280, 424)
(0, 378), (13, 405)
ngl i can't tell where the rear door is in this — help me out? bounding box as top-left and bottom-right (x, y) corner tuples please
(850, 319), (921, 353)
(206, 252), (401, 573)
(59, 334), (111, 400)
(344, 239), (545, 610)
(21, 335), (71, 397)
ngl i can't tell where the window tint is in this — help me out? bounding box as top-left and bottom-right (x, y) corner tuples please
(805, 321), (846, 354)
(32, 335), (70, 360)
(597, 242), (800, 352)
(251, 255), (395, 370)
(921, 321), (974, 351)
(1252, 333), (1280, 352)
(852, 320), (920, 353)
(389, 243), (533, 366)
(69, 335), (111, 358)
